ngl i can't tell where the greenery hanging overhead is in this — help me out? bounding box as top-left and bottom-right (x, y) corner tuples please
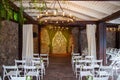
(0, 0), (25, 27)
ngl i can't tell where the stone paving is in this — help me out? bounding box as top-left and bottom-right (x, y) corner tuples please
(43, 55), (77, 80)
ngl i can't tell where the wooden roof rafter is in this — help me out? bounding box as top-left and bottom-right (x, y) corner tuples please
(99, 10), (120, 22)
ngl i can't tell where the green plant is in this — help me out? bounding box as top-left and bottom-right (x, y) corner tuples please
(0, 0), (24, 26)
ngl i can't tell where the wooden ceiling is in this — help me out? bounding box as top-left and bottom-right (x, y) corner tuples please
(13, 0), (120, 24)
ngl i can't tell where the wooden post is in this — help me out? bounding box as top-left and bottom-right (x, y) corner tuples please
(78, 28), (82, 55)
(38, 25), (41, 55)
(97, 23), (106, 65)
(116, 28), (120, 48)
(18, 24), (22, 60)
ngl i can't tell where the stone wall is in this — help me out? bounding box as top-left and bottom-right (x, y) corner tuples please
(72, 27), (79, 53)
(0, 20), (18, 76)
(106, 30), (116, 48)
(80, 29), (88, 52)
(32, 26), (117, 55)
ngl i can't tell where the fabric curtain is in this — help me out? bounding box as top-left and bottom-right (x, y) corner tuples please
(22, 24), (33, 65)
(86, 24), (96, 60)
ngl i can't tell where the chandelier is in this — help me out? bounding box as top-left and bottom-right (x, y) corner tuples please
(37, 0), (75, 24)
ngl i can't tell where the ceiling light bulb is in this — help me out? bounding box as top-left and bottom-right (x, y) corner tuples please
(46, 12), (48, 15)
(62, 12), (65, 16)
(37, 15), (39, 18)
(45, 20), (47, 22)
(70, 13), (72, 17)
(54, 11), (57, 15)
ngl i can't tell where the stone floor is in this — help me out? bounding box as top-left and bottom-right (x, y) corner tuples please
(3, 54), (120, 80)
(43, 55), (77, 80)
(43, 54), (120, 80)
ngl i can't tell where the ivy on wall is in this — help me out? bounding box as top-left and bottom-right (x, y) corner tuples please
(0, 0), (26, 28)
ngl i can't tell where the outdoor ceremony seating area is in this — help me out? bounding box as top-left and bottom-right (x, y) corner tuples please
(2, 54), (49, 80)
(71, 52), (120, 80)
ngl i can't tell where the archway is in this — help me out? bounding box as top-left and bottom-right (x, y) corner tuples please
(52, 31), (67, 54)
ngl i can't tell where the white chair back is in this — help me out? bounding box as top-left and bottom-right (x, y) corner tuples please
(24, 65), (40, 80)
(40, 54), (49, 67)
(33, 53), (39, 58)
(3, 65), (19, 80)
(15, 60), (26, 69)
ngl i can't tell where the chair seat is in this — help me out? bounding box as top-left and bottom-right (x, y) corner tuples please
(99, 71), (110, 76)
(26, 71), (39, 76)
(80, 71), (93, 77)
(94, 77), (109, 80)
(18, 65), (24, 68)
(11, 77), (26, 80)
(6, 71), (20, 76)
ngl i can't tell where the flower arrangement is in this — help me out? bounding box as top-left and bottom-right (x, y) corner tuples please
(26, 76), (32, 80)
(86, 75), (93, 80)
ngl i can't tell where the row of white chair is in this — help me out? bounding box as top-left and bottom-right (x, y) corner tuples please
(106, 48), (120, 63)
(71, 53), (113, 80)
(33, 53), (49, 67)
(3, 57), (46, 80)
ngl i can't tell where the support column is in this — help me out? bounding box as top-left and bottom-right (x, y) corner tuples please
(97, 23), (106, 65)
(116, 27), (120, 48)
(78, 28), (82, 55)
(18, 24), (22, 60)
(38, 25), (41, 55)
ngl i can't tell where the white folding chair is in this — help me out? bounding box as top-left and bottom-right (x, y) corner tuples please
(91, 60), (102, 68)
(85, 56), (94, 60)
(112, 60), (120, 75)
(40, 54), (49, 67)
(3, 65), (20, 80)
(97, 66), (113, 80)
(33, 57), (41, 61)
(32, 60), (45, 79)
(78, 60), (94, 80)
(24, 65), (40, 80)
(72, 56), (82, 71)
(74, 60), (87, 78)
(79, 65), (94, 80)
(15, 60), (26, 71)
(0, 76), (1, 80)
(72, 53), (80, 56)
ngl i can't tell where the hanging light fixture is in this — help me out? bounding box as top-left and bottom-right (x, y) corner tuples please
(37, 0), (75, 24)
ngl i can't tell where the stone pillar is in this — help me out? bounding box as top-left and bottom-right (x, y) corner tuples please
(72, 27), (79, 53)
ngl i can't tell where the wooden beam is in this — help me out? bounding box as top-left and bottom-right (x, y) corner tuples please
(100, 10), (120, 22)
(18, 24), (23, 60)
(39, 21), (97, 27)
(69, 0), (120, 1)
(105, 23), (119, 27)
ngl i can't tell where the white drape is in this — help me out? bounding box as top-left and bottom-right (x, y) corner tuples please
(86, 24), (96, 60)
(22, 24), (33, 65)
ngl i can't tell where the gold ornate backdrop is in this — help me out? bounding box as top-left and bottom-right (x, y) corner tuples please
(40, 25), (72, 55)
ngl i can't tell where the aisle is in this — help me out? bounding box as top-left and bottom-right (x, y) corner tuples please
(43, 55), (77, 80)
